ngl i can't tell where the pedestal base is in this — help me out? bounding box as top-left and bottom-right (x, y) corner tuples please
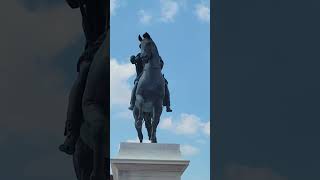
(111, 143), (189, 180)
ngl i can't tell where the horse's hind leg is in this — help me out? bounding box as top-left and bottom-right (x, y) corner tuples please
(133, 107), (143, 143)
(151, 100), (163, 143)
(144, 113), (152, 140)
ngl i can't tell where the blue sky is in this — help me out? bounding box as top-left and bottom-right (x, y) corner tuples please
(110, 1), (210, 179)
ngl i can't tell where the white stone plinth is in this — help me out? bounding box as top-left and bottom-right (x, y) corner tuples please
(111, 143), (189, 180)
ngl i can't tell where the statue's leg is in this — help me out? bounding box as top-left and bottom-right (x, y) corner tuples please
(144, 113), (152, 140)
(128, 81), (138, 110)
(60, 60), (91, 155)
(133, 107), (143, 143)
(81, 38), (108, 180)
(73, 138), (93, 180)
(163, 80), (172, 112)
(151, 100), (163, 143)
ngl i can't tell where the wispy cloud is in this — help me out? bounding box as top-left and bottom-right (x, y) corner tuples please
(175, 114), (202, 135)
(126, 137), (151, 143)
(111, 0), (120, 16)
(195, 2), (210, 23)
(160, 0), (179, 22)
(180, 144), (200, 156)
(110, 58), (135, 107)
(159, 113), (210, 136)
(138, 9), (153, 25)
(159, 117), (174, 129)
(203, 121), (210, 136)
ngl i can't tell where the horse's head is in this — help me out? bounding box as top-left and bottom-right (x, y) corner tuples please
(138, 32), (160, 65)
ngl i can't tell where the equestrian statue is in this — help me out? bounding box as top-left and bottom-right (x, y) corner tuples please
(129, 32), (172, 143)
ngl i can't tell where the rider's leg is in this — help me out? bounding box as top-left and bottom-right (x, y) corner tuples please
(164, 81), (172, 112)
(129, 80), (138, 110)
(60, 60), (91, 155)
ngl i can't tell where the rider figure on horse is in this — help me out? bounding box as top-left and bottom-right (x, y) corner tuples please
(128, 33), (173, 112)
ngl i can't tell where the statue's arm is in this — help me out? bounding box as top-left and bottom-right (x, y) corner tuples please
(136, 53), (144, 64)
(130, 55), (136, 64)
(130, 53), (142, 64)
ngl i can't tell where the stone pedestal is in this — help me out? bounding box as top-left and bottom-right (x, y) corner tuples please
(111, 143), (189, 180)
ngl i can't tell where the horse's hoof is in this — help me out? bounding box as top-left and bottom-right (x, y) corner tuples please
(151, 137), (157, 143)
(139, 139), (143, 143)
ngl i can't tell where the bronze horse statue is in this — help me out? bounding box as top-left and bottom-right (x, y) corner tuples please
(133, 33), (165, 143)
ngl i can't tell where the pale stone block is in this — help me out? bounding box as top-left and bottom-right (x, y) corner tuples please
(111, 143), (189, 180)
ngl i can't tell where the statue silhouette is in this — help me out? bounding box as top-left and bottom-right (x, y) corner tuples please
(59, 0), (109, 179)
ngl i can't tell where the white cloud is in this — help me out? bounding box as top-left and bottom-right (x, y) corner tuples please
(159, 113), (210, 137)
(110, 58), (135, 107)
(126, 137), (139, 143)
(180, 144), (200, 156)
(126, 137), (151, 143)
(160, 0), (179, 22)
(111, 0), (120, 16)
(176, 114), (202, 135)
(159, 117), (174, 129)
(203, 121), (210, 136)
(179, 0), (188, 10)
(195, 3), (210, 23)
(138, 10), (152, 25)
